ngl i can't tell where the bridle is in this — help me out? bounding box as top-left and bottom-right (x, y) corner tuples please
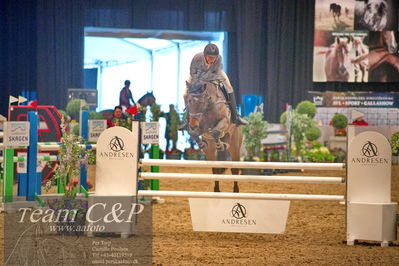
(186, 82), (227, 121)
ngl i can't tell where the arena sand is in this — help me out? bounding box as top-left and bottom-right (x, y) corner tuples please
(1, 166), (398, 265)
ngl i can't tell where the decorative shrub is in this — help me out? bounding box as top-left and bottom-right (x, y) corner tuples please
(280, 111), (287, 125)
(296, 100), (316, 118)
(88, 111), (103, 120)
(330, 147), (346, 163)
(303, 141), (335, 163)
(391, 132), (399, 156)
(66, 99), (89, 121)
(331, 113), (348, 129)
(305, 125), (321, 141)
(242, 112), (268, 161)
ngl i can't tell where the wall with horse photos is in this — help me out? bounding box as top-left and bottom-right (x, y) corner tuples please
(313, 0), (399, 82)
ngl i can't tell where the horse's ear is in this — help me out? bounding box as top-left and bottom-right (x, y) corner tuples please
(186, 81), (190, 88)
(335, 36), (340, 44)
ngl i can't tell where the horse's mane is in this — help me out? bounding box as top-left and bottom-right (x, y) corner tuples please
(188, 80), (207, 94)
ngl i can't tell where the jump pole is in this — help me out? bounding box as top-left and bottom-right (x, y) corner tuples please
(138, 190), (344, 201)
(141, 159), (345, 171)
(140, 172), (344, 184)
(2, 148), (14, 203)
(80, 110), (89, 190)
(150, 144), (160, 190)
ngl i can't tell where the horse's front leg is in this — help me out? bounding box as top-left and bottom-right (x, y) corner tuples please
(209, 117), (230, 151)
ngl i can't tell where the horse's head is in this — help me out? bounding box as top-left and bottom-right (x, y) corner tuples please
(334, 36), (353, 77)
(186, 81), (214, 135)
(362, 0), (387, 31)
(138, 92), (156, 107)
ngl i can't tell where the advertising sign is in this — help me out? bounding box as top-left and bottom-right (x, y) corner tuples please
(3, 121), (30, 147)
(310, 91), (399, 108)
(141, 122), (159, 144)
(95, 124), (139, 196)
(189, 198), (290, 234)
(88, 120), (107, 142)
(347, 131), (391, 203)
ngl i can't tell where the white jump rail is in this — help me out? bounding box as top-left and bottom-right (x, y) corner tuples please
(38, 143), (96, 151)
(0, 155), (58, 163)
(138, 190), (345, 201)
(140, 159), (345, 171)
(140, 172), (345, 184)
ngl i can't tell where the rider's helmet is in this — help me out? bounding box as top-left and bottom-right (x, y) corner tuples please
(204, 43), (219, 57)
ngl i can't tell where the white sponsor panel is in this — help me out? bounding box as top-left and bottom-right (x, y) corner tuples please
(88, 120), (107, 142)
(141, 122), (159, 144)
(189, 198), (290, 234)
(95, 124), (139, 196)
(347, 131), (391, 203)
(3, 121), (30, 147)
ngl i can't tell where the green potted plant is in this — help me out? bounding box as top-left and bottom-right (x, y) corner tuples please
(242, 112), (267, 174)
(296, 100), (317, 119)
(391, 132), (399, 164)
(242, 112), (268, 161)
(280, 101), (316, 161)
(66, 99), (89, 122)
(302, 141), (335, 163)
(305, 125), (321, 143)
(287, 111), (313, 160)
(331, 113), (348, 136)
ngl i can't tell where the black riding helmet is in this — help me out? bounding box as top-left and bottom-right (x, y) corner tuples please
(204, 43), (219, 56)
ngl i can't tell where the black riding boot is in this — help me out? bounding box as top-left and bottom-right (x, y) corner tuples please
(227, 93), (249, 126)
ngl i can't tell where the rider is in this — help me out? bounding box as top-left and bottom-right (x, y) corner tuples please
(181, 43), (248, 129)
(119, 80), (135, 110)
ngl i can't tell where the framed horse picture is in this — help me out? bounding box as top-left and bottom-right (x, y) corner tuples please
(313, 0), (399, 83)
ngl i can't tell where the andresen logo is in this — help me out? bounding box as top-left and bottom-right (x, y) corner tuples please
(351, 141), (388, 164)
(221, 203), (256, 226)
(99, 136), (134, 159)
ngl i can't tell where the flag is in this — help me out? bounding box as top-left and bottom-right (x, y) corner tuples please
(18, 96), (28, 105)
(29, 100), (38, 108)
(351, 109), (365, 121)
(9, 96), (18, 105)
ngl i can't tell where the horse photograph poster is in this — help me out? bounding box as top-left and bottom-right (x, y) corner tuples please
(313, 0), (399, 83)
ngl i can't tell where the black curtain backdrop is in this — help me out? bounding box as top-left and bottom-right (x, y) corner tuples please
(2, 0), (399, 122)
